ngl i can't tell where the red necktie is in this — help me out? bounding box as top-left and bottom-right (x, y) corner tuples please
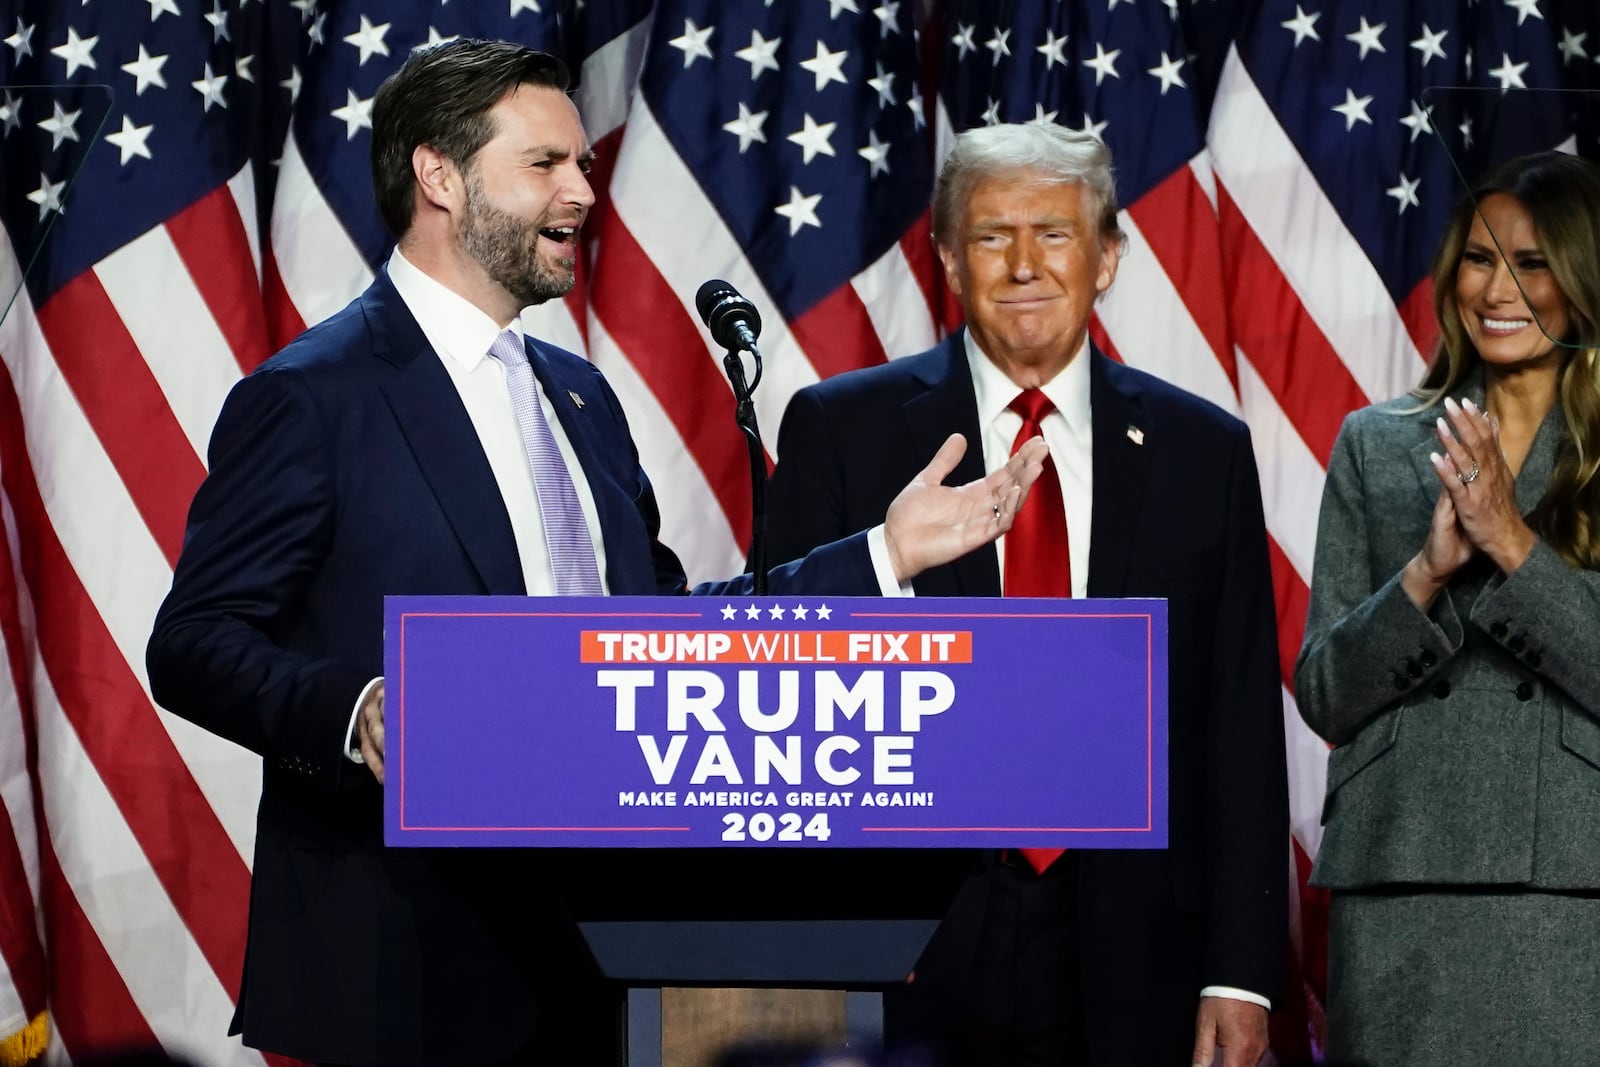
(1004, 390), (1069, 874)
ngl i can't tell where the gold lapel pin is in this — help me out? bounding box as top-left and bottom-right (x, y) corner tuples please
(1126, 425), (1144, 446)
(568, 390), (585, 410)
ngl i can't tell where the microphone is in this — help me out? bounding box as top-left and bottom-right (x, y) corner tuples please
(695, 279), (763, 353)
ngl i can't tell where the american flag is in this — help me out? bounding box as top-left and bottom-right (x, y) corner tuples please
(1, 0), (1595, 1062)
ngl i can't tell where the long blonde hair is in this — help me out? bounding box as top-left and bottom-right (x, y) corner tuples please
(1414, 151), (1600, 570)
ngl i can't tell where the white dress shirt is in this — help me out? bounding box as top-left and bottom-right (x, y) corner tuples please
(963, 328), (1269, 1012)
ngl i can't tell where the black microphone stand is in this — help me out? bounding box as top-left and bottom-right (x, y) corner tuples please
(720, 343), (768, 595)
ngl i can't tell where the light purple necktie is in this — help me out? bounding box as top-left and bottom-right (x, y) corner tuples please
(487, 328), (604, 595)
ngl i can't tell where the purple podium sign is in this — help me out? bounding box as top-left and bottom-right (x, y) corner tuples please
(384, 595), (1167, 850)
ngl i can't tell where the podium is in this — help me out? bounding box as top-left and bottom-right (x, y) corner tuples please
(385, 594), (1168, 1063)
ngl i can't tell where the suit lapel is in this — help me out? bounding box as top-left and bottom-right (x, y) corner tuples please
(1086, 352), (1153, 599)
(524, 338), (654, 594)
(365, 271), (526, 595)
(902, 335), (1000, 596)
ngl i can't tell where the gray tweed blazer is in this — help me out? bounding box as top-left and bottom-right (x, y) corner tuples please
(1295, 375), (1600, 890)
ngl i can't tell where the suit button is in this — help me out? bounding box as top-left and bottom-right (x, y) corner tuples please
(1406, 659), (1423, 678)
(1491, 621), (1509, 639)
(1419, 649), (1438, 668)
(1527, 650), (1542, 667)
(1516, 681), (1535, 701)
(1509, 636), (1526, 653)
(1432, 680), (1451, 699)
(1394, 674), (1410, 691)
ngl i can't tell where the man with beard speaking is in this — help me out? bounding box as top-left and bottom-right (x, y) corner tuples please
(145, 39), (1047, 1067)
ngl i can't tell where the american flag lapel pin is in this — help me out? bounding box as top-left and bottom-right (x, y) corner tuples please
(1126, 425), (1145, 446)
(568, 390), (585, 410)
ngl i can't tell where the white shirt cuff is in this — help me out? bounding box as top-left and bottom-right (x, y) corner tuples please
(345, 677), (383, 764)
(866, 524), (913, 597)
(1199, 985), (1271, 1010)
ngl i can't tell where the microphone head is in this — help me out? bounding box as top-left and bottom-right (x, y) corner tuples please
(695, 278), (762, 346)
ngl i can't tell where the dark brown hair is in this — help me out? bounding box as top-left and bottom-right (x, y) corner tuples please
(370, 38), (570, 237)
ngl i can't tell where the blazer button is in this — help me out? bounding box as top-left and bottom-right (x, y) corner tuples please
(1516, 681), (1535, 701)
(1432, 679), (1451, 699)
(1491, 621), (1509, 639)
(1406, 659), (1423, 678)
(1509, 636), (1526, 653)
(1419, 649), (1438, 668)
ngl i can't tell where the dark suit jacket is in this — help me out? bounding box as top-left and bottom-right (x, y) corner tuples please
(145, 269), (875, 1064)
(764, 334), (1288, 1054)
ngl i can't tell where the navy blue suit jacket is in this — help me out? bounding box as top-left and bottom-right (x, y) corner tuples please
(147, 269), (875, 1064)
(764, 334), (1288, 1058)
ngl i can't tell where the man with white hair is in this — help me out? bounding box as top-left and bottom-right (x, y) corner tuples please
(765, 123), (1288, 1066)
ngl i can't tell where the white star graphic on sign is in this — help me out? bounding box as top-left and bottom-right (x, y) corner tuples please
(985, 28), (1011, 65)
(1488, 52), (1528, 90)
(1074, 112), (1108, 140)
(669, 19), (714, 68)
(4, 18), (33, 59)
(1557, 28), (1587, 65)
(50, 27), (98, 77)
(0, 92), (20, 138)
(1028, 103), (1059, 125)
(800, 41), (849, 90)
(907, 83), (925, 129)
(1386, 173), (1420, 214)
(331, 88), (373, 138)
(1037, 28), (1069, 68)
(1280, 5), (1320, 47)
(106, 114), (154, 164)
(1345, 17), (1385, 59)
(1147, 51), (1187, 94)
(192, 62), (228, 111)
(121, 44), (168, 95)
(745, 604), (762, 620)
(867, 61), (896, 107)
(775, 186), (823, 235)
(981, 97), (1001, 125)
(27, 173), (66, 221)
(859, 128), (890, 177)
(722, 102), (768, 152)
(1398, 99), (1433, 143)
(37, 101), (80, 149)
(1410, 23), (1447, 65)
(424, 26), (459, 47)
(951, 23), (976, 59)
(792, 604), (809, 620)
(720, 604), (737, 620)
(827, 0), (859, 17)
(787, 113), (837, 163)
(815, 604), (832, 620)
(769, 604), (786, 619)
(874, 2), (900, 34)
(205, 0), (230, 42)
(510, 0), (541, 15)
(1084, 43), (1121, 85)
(734, 29), (780, 79)
(145, 0), (180, 20)
(281, 66), (303, 103)
(1503, 0), (1542, 26)
(344, 15), (391, 65)
(1332, 87), (1373, 130)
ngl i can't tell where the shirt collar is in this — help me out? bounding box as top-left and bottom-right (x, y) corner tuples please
(962, 328), (1092, 440)
(386, 246), (522, 371)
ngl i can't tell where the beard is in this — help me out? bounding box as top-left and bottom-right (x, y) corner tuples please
(459, 172), (577, 308)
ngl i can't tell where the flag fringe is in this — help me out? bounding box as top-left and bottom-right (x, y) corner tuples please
(0, 1013), (47, 1067)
